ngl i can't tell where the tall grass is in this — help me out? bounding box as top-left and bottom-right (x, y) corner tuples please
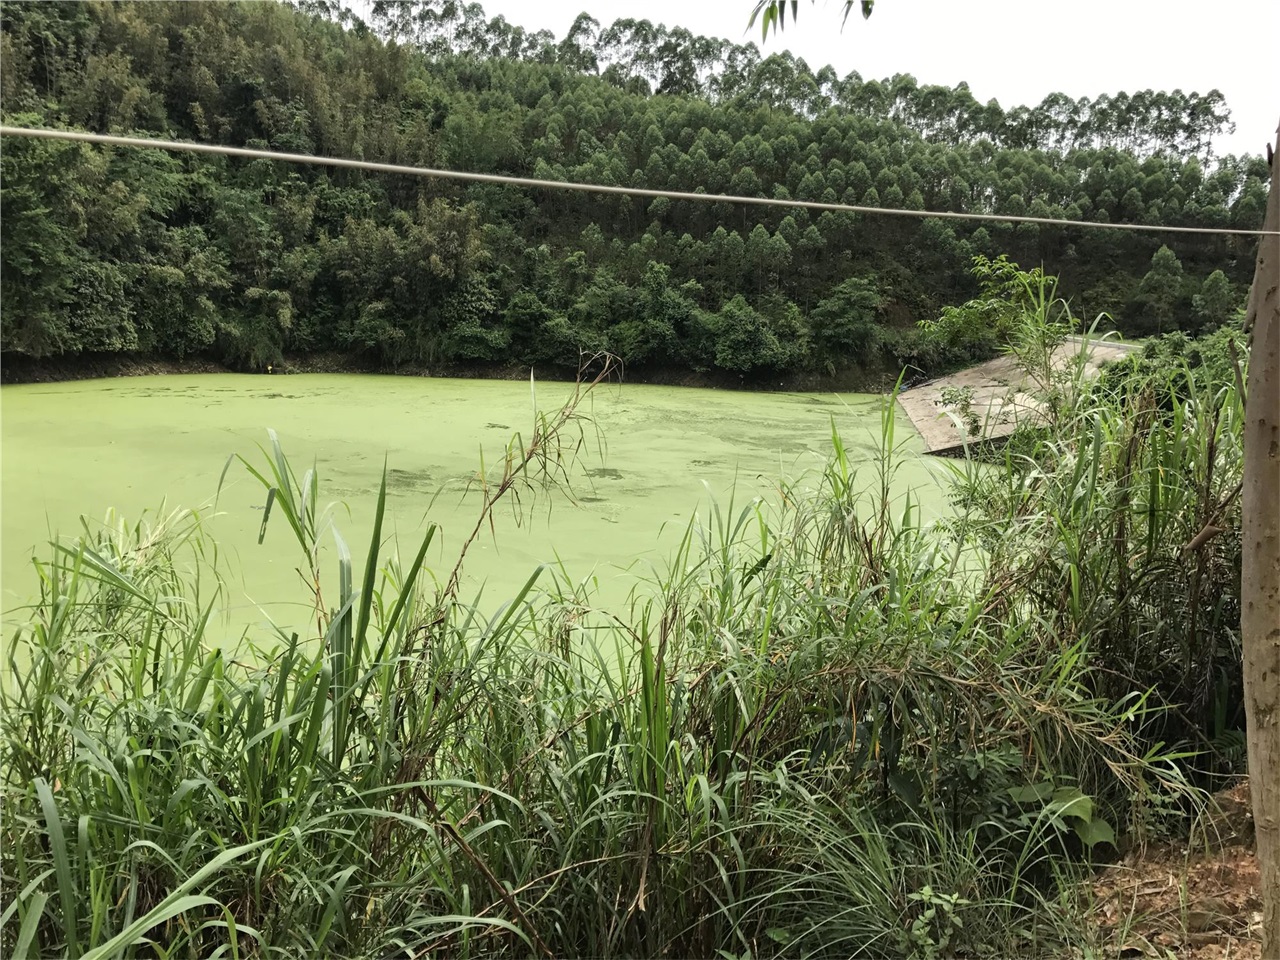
(1, 333), (1232, 958)
(944, 304), (1247, 787)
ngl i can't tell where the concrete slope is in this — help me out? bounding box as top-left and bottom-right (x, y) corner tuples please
(897, 336), (1141, 456)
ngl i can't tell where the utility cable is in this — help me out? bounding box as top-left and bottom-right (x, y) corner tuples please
(1, 125), (1275, 237)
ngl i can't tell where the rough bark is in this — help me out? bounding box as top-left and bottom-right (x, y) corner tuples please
(1242, 120), (1280, 960)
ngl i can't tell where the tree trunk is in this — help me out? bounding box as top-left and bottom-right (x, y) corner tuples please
(1242, 119), (1280, 959)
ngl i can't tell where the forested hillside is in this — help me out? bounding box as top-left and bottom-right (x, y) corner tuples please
(0, 0), (1268, 379)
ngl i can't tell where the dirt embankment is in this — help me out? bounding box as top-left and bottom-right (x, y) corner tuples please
(1, 351), (897, 393)
(1091, 781), (1262, 959)
(0, 353), (232, 384)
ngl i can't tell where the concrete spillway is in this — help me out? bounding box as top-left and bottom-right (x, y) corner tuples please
(896, 335), (1142, 456)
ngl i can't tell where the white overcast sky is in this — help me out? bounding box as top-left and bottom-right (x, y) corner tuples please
(409, 0), (1278, 158)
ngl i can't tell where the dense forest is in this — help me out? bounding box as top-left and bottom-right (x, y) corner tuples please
(0, 0), (1269, 380)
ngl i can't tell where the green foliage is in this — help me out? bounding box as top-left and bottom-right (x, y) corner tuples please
(915, 254), (1061, 367)
(1191, 269), (1238, 333)
(607, 262), (688, 365)
(749, 0), (876, 40)
(943, 281), (1246, 780)
(1133, 244), (1189, 335)
(712, 294), (786, 373)
(809, 276), (884, 366)
(0, 125), (99, 357)
(0, 0), (1259, 379)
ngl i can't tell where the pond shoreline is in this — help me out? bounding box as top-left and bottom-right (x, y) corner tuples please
(0, 350), (899, 393)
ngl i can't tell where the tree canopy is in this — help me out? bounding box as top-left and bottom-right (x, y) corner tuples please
(0, 0), (1265, 378)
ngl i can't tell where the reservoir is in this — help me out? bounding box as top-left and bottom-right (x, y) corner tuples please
(1, 374), (942, 638)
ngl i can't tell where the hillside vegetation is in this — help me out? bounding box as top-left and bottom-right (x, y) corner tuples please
(0, 0), (1267, 378)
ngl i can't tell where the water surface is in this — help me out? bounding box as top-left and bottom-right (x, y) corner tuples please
(1, 374), (943, 637)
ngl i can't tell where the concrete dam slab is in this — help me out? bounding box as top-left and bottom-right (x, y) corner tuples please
(897, 336), (1142, 456)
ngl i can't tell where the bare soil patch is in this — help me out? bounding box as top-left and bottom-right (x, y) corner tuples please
(1089, 781), (1262, 959)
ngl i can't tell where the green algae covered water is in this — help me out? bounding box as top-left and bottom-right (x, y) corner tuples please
(1, 374), (944, 637)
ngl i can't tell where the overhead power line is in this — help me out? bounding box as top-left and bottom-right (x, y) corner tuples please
(2, 125), (1276, 238)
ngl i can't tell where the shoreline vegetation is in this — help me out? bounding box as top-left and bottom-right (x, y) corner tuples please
(1, 271), (1255, 957)
(0, 349), (902, 393)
